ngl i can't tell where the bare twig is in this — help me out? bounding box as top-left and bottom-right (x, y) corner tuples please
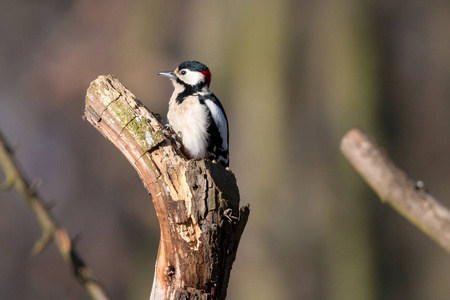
(341, 128), (450, 254)
(0, 130), (111, 300)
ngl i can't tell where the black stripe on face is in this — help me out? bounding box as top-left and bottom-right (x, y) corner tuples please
(175, 80), (207, 104)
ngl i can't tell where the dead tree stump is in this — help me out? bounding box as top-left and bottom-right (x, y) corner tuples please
(84, 75), (250, 300)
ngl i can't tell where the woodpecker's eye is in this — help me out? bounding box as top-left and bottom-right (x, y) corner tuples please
(180, 70), (187, 75)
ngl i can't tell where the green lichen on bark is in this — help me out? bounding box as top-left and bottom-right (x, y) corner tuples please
(87, 75), (165, 154)
(108, 100), (163, 152)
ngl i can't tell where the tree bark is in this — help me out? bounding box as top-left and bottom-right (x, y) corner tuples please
(341, 128), (450, 254)
(84, 75), (249, 300)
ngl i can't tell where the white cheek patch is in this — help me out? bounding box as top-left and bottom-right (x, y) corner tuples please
(180, 70), (205, 86)
(204, 100), (228, 149)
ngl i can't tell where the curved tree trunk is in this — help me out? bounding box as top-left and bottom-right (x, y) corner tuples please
(84, 75), (249, 300)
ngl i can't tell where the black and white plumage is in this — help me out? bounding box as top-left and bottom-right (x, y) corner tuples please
(158, 61), (229, 167)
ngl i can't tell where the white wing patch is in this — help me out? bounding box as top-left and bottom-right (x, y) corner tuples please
(204, 100), (228, 149)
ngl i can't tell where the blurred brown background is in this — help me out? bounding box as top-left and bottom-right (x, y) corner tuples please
(1, 1), (450, 299)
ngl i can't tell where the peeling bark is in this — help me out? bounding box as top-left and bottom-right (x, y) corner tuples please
(84, 75), (249, 300)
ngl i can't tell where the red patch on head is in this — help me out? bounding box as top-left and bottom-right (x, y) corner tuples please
(201, 69), (211, 85)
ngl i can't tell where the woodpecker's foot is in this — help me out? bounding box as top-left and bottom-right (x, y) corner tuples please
(158, 124), (183, 150)
(174, 132), (182, 150)
(223, 208), (238, 223)
(161, 123), (173, 135)
(159, 124), (177, 141)
(173, 138), (181, 150)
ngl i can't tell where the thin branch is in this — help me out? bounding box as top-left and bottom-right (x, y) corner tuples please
(0, 130), (111, 300)
(341, 128), (450, 254)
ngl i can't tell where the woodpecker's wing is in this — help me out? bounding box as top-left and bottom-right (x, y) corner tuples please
(200, 93), (229, 167)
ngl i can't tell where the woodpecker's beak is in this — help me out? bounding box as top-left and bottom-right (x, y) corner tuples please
(157, 71), (177, 79)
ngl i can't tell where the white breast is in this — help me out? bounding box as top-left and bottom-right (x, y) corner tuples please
(167, 94), (210, 160)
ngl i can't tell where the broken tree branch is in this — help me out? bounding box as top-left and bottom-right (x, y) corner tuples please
(0, 130), (111, 300)
(84, 75), (249, 300)
(341, 128), (450, 254)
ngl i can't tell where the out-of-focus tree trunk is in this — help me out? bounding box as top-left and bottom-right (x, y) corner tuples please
(304, 1), (380, 300)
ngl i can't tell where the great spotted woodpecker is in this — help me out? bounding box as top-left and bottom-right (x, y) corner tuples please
(158, 61), (229, 167)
